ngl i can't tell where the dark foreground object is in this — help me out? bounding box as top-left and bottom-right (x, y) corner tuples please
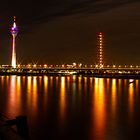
(0, 115), (29, 140)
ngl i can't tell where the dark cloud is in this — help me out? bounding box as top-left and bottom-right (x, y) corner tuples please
(0, 0), (139, 24)
(0, 0), (138, 38)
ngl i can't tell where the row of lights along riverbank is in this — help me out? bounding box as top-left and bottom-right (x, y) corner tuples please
(1, 64), (140, 69)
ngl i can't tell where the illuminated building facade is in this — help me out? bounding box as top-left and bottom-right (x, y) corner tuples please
(11, 16), (18, 68)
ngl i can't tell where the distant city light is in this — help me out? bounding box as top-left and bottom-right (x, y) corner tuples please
(79, 63), (82, 67)
(95, 65), (98, 68)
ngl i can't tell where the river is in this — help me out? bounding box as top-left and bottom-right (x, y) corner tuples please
(0, 75), (140, 140)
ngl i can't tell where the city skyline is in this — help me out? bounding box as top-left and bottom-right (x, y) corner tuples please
(0, 0), (140, 65)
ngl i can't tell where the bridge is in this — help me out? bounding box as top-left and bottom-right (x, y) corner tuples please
(0, 64), (140, 78)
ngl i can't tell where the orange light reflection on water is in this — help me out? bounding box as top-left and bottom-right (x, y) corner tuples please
(135, 80), (139, 93)
(44, 76), (48, 93)
(27, 76), (38, 115)
(1, 76), (4, 88)
(128, 79), (134, 118)
(43, 76), (48, 109)
(27, 76), (32, 90)
(66, 76), (70, 90)
(60, 76), (66, 123)
(16, 76), (21, 93)
(6, 76), (18, 117)
(112, 79), (116, 116)
(91, 78), (106, 140)
(78, 76), (82, 93)
(84, 77), (87, 93)
(16, 76), (21, 112)
(9, 76), (16, 100)
(27, 76), (32, 108)
(32, 76), (38, 110)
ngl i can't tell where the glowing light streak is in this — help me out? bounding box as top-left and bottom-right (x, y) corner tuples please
(32, 76), (38, 110)
(60, 77), (66, 123)
(91, 78), (106, 139)
(128, 79), (134, 120)
(7, 76), (18, 116)
(112, 79), (117, 116)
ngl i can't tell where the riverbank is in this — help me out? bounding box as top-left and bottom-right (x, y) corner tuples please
(0, 72), (140, 79)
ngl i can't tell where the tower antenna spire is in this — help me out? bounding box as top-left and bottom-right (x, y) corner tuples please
(14, 16), (16, 22)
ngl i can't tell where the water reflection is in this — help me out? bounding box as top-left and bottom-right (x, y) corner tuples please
(43, 76), (48, 108)
(44, 76), (48, 90)
(6, 76), (17, 117)
(27, 76), (32, 92)
(128, 79), (134, 118)
(1, 76), (4, 88)
(27, 76), (32, 107)
(17, 76), (21, 93)
(0, 76), (140, 140)
(16, 76), (21, 113)
(92, 78), (106, 140)
(66, 76), (70, 91)
(84, 77), (87, 93)
(32, 77), (38, 112)
(60, 77), (66, 122)
(27, 76), (38, 116)
(135, 80), (139, 93)
(78, 76), (82, 93)
(112, 79), (116, 115)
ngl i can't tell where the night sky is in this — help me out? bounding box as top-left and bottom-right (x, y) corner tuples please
(0, 0), (140, 65)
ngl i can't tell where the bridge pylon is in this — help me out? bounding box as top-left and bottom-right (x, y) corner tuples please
(97, 32), (104, 69)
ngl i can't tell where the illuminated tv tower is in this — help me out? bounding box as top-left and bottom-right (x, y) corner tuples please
(97, 32), (104, 68)
(11, 16), (18, 68)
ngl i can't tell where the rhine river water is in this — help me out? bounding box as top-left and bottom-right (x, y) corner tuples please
(0, 75), (140, 140)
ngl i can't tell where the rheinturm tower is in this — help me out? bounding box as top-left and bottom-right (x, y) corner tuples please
(11, 16), (18, 68)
